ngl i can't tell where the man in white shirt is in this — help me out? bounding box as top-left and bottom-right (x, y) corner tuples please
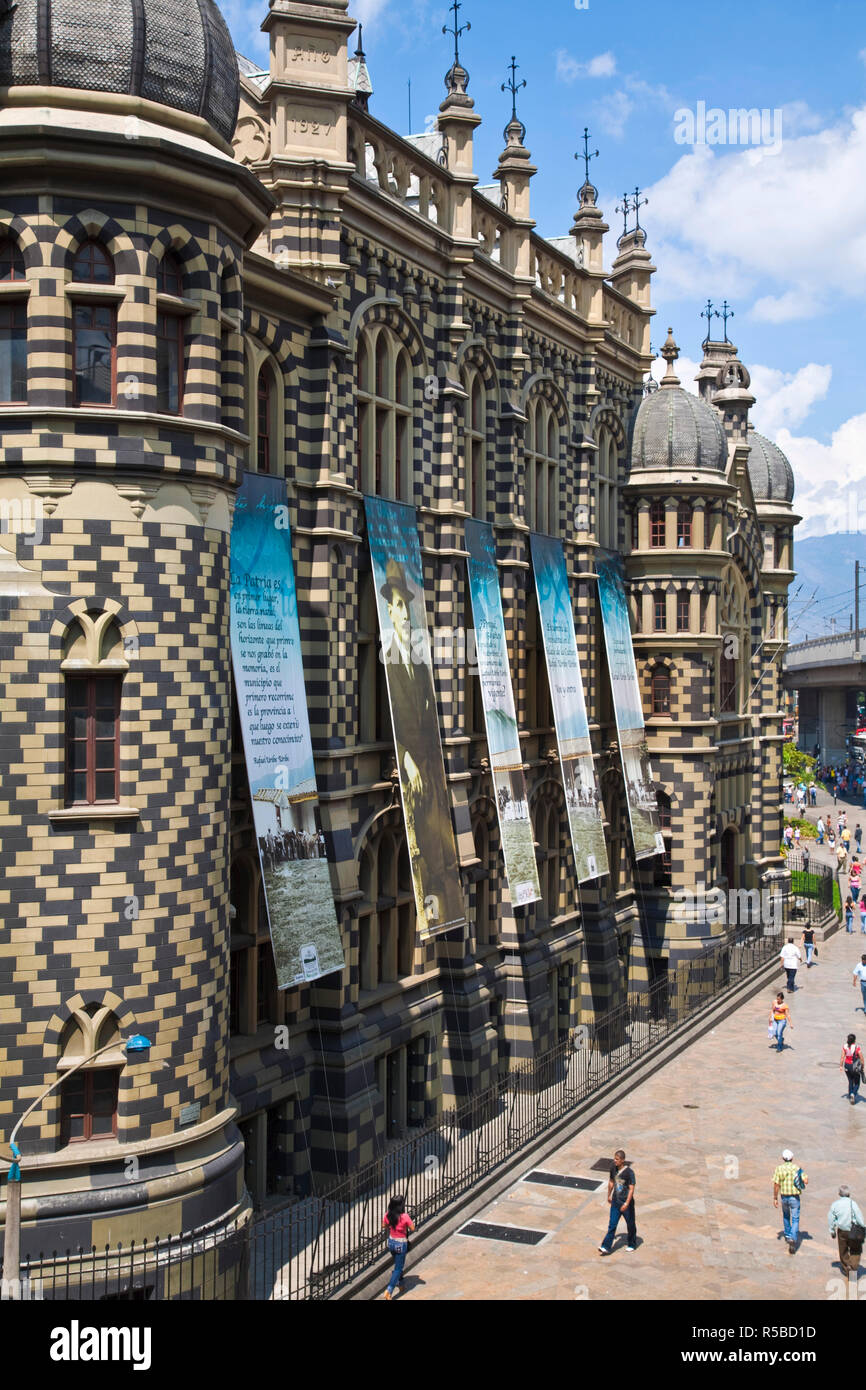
(781, 938), (802, 991)
(853, 955), (866, 1014)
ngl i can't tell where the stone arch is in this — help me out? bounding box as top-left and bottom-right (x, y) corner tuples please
(42, 990), (139, 1063)
(49, 596), (139, 663)
(55, 210), (139, 277)
(145, 226), (210, 284)
(0, 211), (42, 270)
(349, 296), (427, 371)
(522, 374), (568, 425)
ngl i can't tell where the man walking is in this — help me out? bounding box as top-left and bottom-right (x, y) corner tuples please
(780, 937), (802, 991)
(817, 816), (825, 846)
(598, 1150), (637, 1255)
(854, 955), (866, 1014)
(828, 1185), (864, 1282)
(773, 1148), (808, 1253)
(856, 823), (863, 854)
(837, 841), (849, 875)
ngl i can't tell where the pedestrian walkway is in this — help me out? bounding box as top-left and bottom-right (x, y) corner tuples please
(401, 925), (866, 1301)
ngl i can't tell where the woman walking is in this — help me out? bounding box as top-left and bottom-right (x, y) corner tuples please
(846, 895), (855, 934)
(769, 992), (792, 1052)
(841, 1034), (864, 1105)
(850, 858), (862, 904)
(382, 1193), (415, 1300)
(802, 925), (816, 968)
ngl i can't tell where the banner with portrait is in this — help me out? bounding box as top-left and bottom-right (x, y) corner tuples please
(465, 520), (541, 907)
(230, 473), (345, 988)
(595, 549), (665, 860)
(364, 495), (467, 938)
(529, 533), (609, 883)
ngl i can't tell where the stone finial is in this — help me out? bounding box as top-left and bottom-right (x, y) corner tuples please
(348, 25), (373, 110)
(660, 328), (681, 386)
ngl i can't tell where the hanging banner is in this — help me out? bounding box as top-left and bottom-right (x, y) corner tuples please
(465, 520), (541, 907)
(595, 550), (665, 859)
(364, 495), (467, 938)
(230, 473), (345, 988)
(529, 533), (609, 883)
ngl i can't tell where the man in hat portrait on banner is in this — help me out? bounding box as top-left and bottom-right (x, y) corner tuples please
(380, 557), (464, 932)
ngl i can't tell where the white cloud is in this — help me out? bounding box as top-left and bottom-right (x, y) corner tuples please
(749, 362), (832, 435)
(646, 107), (866, 316)
(354, 0), (390, 23)
(778, 413), (866, 539)
(555, 49), (616, 83)
(597, 91), (633, 139)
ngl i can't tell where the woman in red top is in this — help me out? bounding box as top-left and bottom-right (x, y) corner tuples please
(841, 1033), (863, 1105)
(382, 1193), (416, 1299)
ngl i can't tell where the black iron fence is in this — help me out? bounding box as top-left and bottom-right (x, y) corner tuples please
(5, 891), (836, 1303)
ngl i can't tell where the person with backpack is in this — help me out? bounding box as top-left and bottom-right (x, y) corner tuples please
(841, 1033), (864, 1105)
(382, 1193), (416, 1299)
(828, 1185), (865, 1280)
(773, 1148), (808, 1253)
(598, 1149), (637, 1255)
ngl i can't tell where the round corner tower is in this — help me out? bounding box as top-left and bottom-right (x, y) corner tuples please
(0, 0), (272, 1280)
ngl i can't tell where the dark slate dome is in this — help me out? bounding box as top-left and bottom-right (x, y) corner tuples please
(631, 383), (728, 474)
(0, 0), (240, 143)
(747, 429), (795, 504)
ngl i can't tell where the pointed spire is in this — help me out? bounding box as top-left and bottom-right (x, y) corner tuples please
(660, 328), (681, 387)
(501, 55), (527, 144)
(574, 127), (599, 207)
(441, 1), (473, 108)
(348, 24), (373, 110)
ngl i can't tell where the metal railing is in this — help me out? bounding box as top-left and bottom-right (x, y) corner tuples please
(5, 886), (835, 1303)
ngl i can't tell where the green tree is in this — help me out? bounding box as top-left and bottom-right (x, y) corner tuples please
(783, 744), (819, 784)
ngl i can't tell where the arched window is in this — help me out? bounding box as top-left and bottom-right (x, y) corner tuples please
(0, 237), (26, 402)
(651, 666), (671, 715)
(62, 610), (128, 806)
(526, 392), (559, 535)
(58, 1002), (123, 1146)
(719, 565), (749, 715)
(156, 252), (185, 414)
(358, 571), (389, 744)
(257, 363), (275, 473)
(596, 427), (619, 549)
(0, 237), (25, 281)
(650, 500), (665, 547)
(357, 825), (415, 991)
(464, 368), (487, 519)
(72, 239), (114, 285)
(356, 326), (413, 499)
(71, 241), (116, 407)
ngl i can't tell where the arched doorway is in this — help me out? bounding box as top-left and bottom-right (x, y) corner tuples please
(721, 827), (738, 893)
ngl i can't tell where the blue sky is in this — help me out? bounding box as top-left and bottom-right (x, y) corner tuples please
(224, 0), (866, 539)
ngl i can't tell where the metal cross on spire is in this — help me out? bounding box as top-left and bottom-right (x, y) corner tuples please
(631, 185), (648, 232)
(615, 191), (631, 238)
(701, 297), (719, 343)
(443, 0), (470, 65)
(574, 127), (598, 184)
(501, 56), (526, 123)
(719, 299), (735, 341)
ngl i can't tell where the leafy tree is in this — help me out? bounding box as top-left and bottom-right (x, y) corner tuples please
(783, 744), (819, 784)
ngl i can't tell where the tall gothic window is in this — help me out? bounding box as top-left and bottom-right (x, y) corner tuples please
(356, 327), (413, 499)
(536, 797), (564, 921)
(61, 610), (128, 806)
(653, 591), (666, 632)
(464, 368), (487, 519)
(676, 504), (693, 548)
(525, 592), (552, 730)
(526, 392), (559, 535)
(358, 571), (389, 744)
(651, 666), (671, 715)
(719, 565), (749, 716)
(58, 1002), (122, 1146)
(71, 241), (116, 407)
(358, 827), (415, 991)
(257, 363), (276, 473)
(676, 590), (690, 632)
(596, 427), (618, 549)
(0, 237), (26, 403)
(650, 500), (665, 548)
(155, 252), (185, 414)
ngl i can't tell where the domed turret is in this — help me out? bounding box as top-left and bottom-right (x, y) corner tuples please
(0, 0), (240, 143)
(747, 428), (795, 504)
(631, 328), (728, 474)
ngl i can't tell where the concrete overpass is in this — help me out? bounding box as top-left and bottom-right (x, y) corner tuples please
(784, 631), (866, 761)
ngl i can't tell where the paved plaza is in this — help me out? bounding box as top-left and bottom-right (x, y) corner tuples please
(399, 918), (866, 1302)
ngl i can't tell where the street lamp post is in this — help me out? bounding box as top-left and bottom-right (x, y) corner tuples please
(1, 1033), (152, 1300)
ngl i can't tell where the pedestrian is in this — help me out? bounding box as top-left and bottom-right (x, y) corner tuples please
(780, 937), (802, 990)
(854, 955), (866, 1013)
(382, 1193), (416, 1300)
(841, 1033), (864, 1105)
(846, 895), (856, 934)
(829, 830), (837, 852)
(769, 990), (792, 1051)
(793, 824), (801, 847)
(773, 1149), (808, 1253)
(802, 924), (816, 968)
(861, 900), (866, 935)
(843, 826), (852, 854)
(803, 843), (811, 871)
(598, 1149), (637, 1255)
(828, 1185), (865, 1282)
(856, 824), (863, 853)
(851, 858), (862, 903)
(838, 842), (849, 874)
(810, 782), (817, 807)
(783, 824), (793, 850)
(817, 816), (825, 845)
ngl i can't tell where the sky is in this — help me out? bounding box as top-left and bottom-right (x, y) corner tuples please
(222, 0), (866, 543)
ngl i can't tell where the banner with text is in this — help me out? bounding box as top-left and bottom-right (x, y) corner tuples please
(465, 520), (541, 907)
(530, 533), (609, 883)
(230, 473), (344, 988)
(595, 549), (664, 860)
(365, 495), (467, 938)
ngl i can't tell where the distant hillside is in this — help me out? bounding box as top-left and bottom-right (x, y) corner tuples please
(789, 535), (866, 644)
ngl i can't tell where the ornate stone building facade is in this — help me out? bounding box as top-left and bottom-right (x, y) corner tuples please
(0, 0), (797, 1263)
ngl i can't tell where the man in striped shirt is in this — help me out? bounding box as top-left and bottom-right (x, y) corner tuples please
(773, 1148), (808, 1252)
